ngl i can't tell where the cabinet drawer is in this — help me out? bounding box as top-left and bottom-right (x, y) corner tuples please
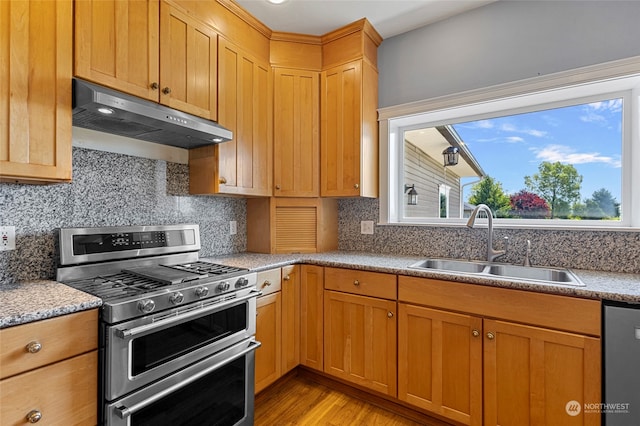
(0, 309), (98, 379)
(324, 267), (397, 300)
(257, 269), (282, 296)
(0, 351), (98, 426)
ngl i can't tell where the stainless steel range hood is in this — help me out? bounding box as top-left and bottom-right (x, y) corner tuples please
(72, 79), (232, 149)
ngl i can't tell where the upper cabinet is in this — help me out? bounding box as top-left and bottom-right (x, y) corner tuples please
(75, 0), (218, 120)
(320, 20), (381, 198)
(190, 37), (272, 196)
(0, 0), (73, 183)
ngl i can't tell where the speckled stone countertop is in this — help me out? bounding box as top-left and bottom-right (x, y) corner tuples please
(0, 280), (102, 329)
(202, 251), (640, 303)
(3, 251), (639, 328)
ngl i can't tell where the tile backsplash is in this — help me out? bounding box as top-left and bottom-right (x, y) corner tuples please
(0, 147), (246, 283)
(338, 198), (640, 274)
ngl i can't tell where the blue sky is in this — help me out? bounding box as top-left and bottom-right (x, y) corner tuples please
(453, 98), (623, 204)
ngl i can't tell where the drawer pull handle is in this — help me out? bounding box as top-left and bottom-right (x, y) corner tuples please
(387, 311), (394, 318)
(150, 82), (159, 90)
(472, 329), (480, 337)
(26, 410), (42, 423)
(353, 280), (360, 286)
(262, 280), (272, 288)
(162, 87), (171, 95)
(486, 332), (495, 340)
(26, 341), (42, 354)
(354, 183), (360, 189)
(283, 275), (290, 281)
(219, 177), (227, 184)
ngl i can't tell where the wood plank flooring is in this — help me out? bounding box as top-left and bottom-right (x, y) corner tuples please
(255, 371), (450, 426)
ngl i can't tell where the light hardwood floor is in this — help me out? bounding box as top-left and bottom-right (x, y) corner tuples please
(254, 371), (451, 426)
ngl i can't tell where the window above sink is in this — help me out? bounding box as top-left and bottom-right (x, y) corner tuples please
(379, 59), (640, 229)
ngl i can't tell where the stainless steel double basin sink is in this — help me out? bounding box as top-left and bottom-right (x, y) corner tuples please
(409, 258), (585, 286)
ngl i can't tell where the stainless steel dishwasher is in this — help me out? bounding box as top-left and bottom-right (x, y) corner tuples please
(603, 300), (640, 425)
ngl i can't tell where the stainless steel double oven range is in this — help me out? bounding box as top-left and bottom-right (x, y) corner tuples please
(56, 224), (260, 426)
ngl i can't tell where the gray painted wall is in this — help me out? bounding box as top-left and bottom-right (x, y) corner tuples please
(378, 0), (640, 107)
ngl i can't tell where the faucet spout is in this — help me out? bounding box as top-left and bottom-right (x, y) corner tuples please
(466, 204), (506, 262)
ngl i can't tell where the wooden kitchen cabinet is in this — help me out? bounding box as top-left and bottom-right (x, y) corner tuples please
(281, 265), (301, 374)
(75, 0), (217, 120)
(398, 276), (602, 426)
(255, 269), (282, 394)
(0, 0), (72, 183)
(300, 265), (324, 371)
(484, 319), (601, 426)
(322, 268), (397, 396)
(398, 303), (483, 426)
(190, 36), (272, 196)
(0, 309), (98, 425)
(320, 20), (381, 198)
(273, 68), (320, 197)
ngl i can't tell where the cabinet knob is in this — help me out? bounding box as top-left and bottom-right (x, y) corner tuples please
(150, 82), (159, 90)
(26, 410), (42, 423)
(26, 341), (42, 354)
(219, 177), (227, 184)
(283, 275), (290, 281)
(472, 330), (480, 337)
(387, 311), (394, 318)
(262, 280), (272, 288)
(162, 87), (171, 95)
(486, 332), (495, 340)
(275, 185), (281, 190)
(353, 280), (360, 286)
(354, 183), (360, 189)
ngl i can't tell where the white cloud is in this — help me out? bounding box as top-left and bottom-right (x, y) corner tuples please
(580, 99), (622, 124)
(499, 123), (547, 137)
(506, 136), (525, 143)
(531, 144), (621, 168)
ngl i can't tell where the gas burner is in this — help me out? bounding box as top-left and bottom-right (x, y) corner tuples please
(169, 261), (248, 276)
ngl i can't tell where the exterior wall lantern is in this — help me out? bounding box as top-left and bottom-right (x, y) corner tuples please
(442, 146), (459, 167)
(404, 184), (418, 206)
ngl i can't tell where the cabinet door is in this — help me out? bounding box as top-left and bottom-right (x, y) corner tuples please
(255, 292), (282, 394)
(483, 319), (601, 426)
(74, 0), (160, 101)
(324, 291), (397, 397)
(191, 37), (272, 196)
(281, 265), (300, 374)
(0, 0), (72, 183)
(159, 1), (217, 120)
(300, 265), (324, 371)
(398, 304), (483, 426)
(321, 60), (362, 197)
(273, 68), (320, 197)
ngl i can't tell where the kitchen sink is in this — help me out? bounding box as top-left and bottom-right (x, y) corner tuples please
(409, 258), (585, 286)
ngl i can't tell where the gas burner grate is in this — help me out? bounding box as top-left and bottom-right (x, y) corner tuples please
(68, 272), (172, 301)
(168, 261), (247, 276)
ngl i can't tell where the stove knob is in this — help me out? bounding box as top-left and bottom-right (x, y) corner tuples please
(195, 286), (209, 298)
(138, 299), (155, 314)
(216, 282), (230, 292)
(235, 277), (249, 288)
(169, 292), (184, 305)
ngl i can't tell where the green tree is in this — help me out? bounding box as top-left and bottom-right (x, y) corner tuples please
(468, 176), (511, 217)
(590, 188), (619, 218)
(524, 162), (582, 218)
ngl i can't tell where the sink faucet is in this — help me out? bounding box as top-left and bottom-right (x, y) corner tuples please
(466, 204), (506, 262)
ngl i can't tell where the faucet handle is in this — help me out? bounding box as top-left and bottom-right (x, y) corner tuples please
(524, 240), (532, 267)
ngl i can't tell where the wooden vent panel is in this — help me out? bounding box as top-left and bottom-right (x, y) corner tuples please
(275, 206), (317, 253)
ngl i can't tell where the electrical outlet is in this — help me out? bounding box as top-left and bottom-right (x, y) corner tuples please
(360, 221), (374, 235)
(0, 226), (16, 251)
(229, 221), (237, 236)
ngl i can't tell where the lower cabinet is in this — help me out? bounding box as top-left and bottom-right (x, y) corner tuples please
(281, 265), (300, 375)
(324, 290), (397, 397)
(398, 303), (483, 425)
(255, 269), (282, 394)
(300, 265), (324, 371)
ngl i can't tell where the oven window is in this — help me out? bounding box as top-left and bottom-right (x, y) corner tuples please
(132, 303), (247, 375)
(132, 356), (247, 426)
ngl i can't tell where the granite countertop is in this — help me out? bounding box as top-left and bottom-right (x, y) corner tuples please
(2, 251), (639, 328)
(0, 280), (102, 329)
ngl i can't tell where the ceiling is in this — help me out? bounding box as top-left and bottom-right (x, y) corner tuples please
(235, 0), (497, 39)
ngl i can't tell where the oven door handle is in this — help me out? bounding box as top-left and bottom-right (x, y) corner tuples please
(115, 289), (261, 339)
(114, 339), (261, 419)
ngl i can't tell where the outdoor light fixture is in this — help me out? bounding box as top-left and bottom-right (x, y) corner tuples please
(442, 146), (459, 167)
(404, 184), (418, 206)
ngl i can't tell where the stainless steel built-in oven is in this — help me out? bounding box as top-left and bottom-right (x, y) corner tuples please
(105, 339), (260, 426)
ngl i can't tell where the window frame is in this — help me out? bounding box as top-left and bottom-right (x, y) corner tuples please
(379, 58), (640, 229)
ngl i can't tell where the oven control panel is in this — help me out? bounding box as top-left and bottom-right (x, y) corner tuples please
(72, 229), (196, 255)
